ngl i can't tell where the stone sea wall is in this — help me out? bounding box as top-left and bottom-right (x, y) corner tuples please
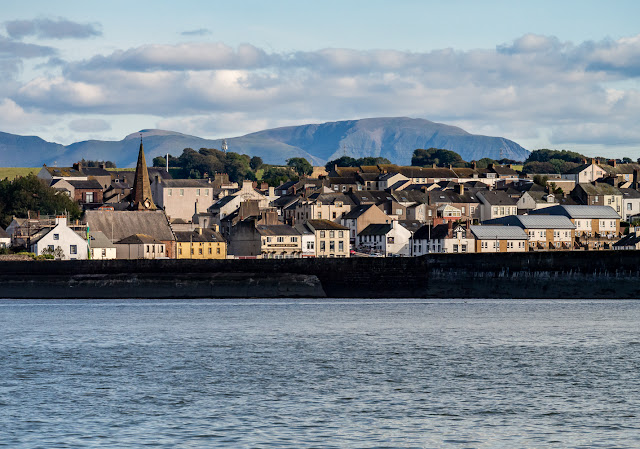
(1, 251), (639, 299)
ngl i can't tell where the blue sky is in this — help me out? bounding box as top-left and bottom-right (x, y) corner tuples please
(2, 1), (640, 158)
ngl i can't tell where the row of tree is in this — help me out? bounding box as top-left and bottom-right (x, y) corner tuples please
(152, 148), (316, 186)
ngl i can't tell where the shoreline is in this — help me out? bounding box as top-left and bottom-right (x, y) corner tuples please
(1, 251), (639, 299)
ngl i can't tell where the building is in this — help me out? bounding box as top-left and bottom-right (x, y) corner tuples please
(572, 183), (622, 215)
(174, 228), (227, 259)
(477, 191), (519, 222)
(469, 225), (528, 253)
(151, 178), (218, 221)
(89, 231), (117, 260)
(357, 221), (412, 256)
(620, 188), (640, 222)
(529, 205), (621, 250)
(305, 219), (350, 258)
(0, 228), (11, 249)
(295, 192), (354, 223)
(483, 215), (575, 251)
(411, 222), (475, 255)
(340, 204), (391, 246)
(561, 161), (607, 184)
(114, 234), (166, 259)
(29, 216), (89, 260)
(84, 210), (176, 258)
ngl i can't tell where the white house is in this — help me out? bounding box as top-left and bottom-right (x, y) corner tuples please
(411, 222), (475, 255)
(357, 220), (412, 256)
(89, 231), (117, 260)
(29, 216), (89, 260)
(0, 228), (10, 249)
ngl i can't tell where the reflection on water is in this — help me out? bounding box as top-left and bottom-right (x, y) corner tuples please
(1, 298), (639, 448)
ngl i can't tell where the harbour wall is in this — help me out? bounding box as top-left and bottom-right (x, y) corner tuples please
(1, 251), (639, 299)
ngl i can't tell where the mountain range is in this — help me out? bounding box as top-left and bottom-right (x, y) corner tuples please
(0, 117), (530, 168)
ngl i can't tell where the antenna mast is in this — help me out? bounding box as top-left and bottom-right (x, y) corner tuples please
(222, 139), (228, 153)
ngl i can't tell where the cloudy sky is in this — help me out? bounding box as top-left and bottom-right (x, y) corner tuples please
(2, 0), (640, 157)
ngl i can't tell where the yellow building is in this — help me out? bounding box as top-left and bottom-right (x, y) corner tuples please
(174, 227), (227, 259)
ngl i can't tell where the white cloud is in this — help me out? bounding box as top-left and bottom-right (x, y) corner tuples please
(5, 33), (640, 153)
(68, 118), (111, 132)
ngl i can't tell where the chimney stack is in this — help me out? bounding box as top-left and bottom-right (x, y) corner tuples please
(609, 159), (616, 167)
(457, 184), (464, 195)
(432, 163), (437, 169)
(471, 161), (477, 169)
(634, 169), (639, 189)
(447, 219), (453, 238)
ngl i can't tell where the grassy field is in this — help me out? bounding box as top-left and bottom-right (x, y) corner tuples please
(0, 167), (39, 179)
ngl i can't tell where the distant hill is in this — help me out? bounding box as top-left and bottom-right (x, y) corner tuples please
(0, 117), (529, 167)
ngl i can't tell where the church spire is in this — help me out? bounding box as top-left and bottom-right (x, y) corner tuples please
(130, 137), (157, 211)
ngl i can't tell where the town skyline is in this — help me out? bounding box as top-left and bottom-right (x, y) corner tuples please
(1, 1), (640, 159)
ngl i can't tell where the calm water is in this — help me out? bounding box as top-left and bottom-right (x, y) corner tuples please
(1, 298), (639, 448)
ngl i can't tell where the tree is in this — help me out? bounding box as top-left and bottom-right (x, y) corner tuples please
(325, 156), (357, 172)
(476, 157), (496, 169)
(261, 167), (298, 187)
(522, 161), (557, 174)
(0, 174), (82, 228)
(533, 174), (549, 187)
(287, 157), (313, 176)
(623, 157), (633, 164)
(152, 156), (167, 168)
(250, 156), (263, 171)
(525, 149), (586, 164)
(358, 157), (392, 166)
(411, 148), (464, 167)
(79, 159), (116, 168)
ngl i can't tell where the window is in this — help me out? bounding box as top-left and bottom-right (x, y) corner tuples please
(317, 212), (322, 219)
(53, 233), (59, 240)
(461, 244), (467, 252)
(320, 241), (326, 251)
(453, 244), (459, 253)
(307, 241), (314, 250)
(199, 248), (203, 255)
(178, 248), (182, 255)
(216, 247), (220, 254)
(180, 189), (184, 196)
(291, 237), (298, 242)
(196, 189), (201, 196)
(396, 209), (402, 215)
(499, 207), (504, 215)
(277, 237), (284, 243)
(47, 244), (53, 252)
(428, 210), (433, 217)
(332, 212), (337, 219)
(387, 236), (395, 244)
(146, 245), (150, 253)
(267, 237), (272, 242)
(333, 185), (339, 191)
(330, 241), (335, 251)
(339, 241), (344, 251)
(493, 207), (498, 215)
(208, 247), (212, 254)
(320, 231), (325, 238)
(102, 249), (106, 257)
(190, 248), (194, 255)
(462, 206), (466, 214)
(168, 189), (172, 196)
(86, 192), (94, 203)
(339, 231), (344, 238)
(330, 231), (335, 238)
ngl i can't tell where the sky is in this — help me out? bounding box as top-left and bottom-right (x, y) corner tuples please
(2, 0), (640, 158)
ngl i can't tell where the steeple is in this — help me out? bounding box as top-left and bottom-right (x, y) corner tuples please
(130, 137), (157, 211)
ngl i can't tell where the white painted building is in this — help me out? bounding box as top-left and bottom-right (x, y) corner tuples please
(357, 220), (412, 256)
(30, 216), (89, 260)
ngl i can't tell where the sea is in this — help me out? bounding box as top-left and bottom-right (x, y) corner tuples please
(0, 298), (639, 448)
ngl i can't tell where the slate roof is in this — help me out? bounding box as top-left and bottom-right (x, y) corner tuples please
(620, 188), (640, 199)
(89, 231), (115, 248)
(577, 183), (622, 196)
(84, 210), (175, 242)
(413, 224), (452, 240)
(613, 233), (640, 247)
(115, 234), (163, 245)
(341, 204), (375, 219)
(529, 205), (620, 219)
(484, 215), (576, 229)
(174, 229), (226, 243)
(306, 219), (349, 231)
(470, 225), (528, 240)
(399, 220), (423, 233)
(563, 163), (591, 175)
(67, 179), (104, 189)
(81, 167), (111, 177)
(161, 179), (213, 188)
(43, 166), (85, 177)
(478, 190), (519, 205)
(359, 223), (392, 236)
(0, 228), (10, 239)
(256, 224), (300, 236)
